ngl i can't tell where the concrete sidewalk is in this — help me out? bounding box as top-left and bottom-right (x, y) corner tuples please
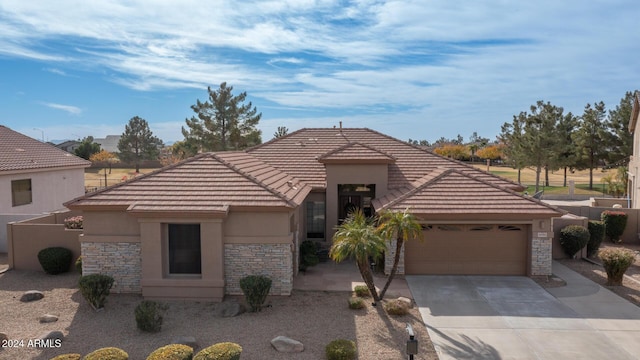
(408, 261), (640, 360)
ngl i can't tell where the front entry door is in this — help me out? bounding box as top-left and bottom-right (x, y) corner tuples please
(339, 195), (361, 223)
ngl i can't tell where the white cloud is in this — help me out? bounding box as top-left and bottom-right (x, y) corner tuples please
(42, 102), (83, 115)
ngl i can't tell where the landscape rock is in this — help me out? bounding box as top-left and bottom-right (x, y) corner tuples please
(271, 336), (304, 353)
(171, 336), (199, 350)
(0, 332), (8, 343)
(397, 297), (413, 308)
(215, 301), (245, 317)
(20, 290), (44, 302)
(39, 314), (59, 323)
(39, 330), (64, 341)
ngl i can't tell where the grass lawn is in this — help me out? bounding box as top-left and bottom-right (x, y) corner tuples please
(474, 164), (614, 196)
(84, 167), (160, 189)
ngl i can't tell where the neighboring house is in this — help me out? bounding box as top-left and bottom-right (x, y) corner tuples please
(94, 135), (121, 153)
(0, 126), (91, 252)
(55, 140), (81, 154)
(65, 127), (563, 301)
(629, 92), (640, 208)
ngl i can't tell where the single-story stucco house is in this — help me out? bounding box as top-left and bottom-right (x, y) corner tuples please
(65, 127), (563, 301)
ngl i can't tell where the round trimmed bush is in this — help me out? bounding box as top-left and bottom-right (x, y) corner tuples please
(348, 297), (365, 310)
(601, 210), (628, 243)
(598, 247), (636, 286)
(146, 344), (193, 360)
(193, 342), (242, 360)
(135, 300), (166, 333)
(383, 299), (411, 316)
(78, 274), (114, 310)
(38, 247), (73, 275)
(587, 221), (605, 257)
(83, 347), (128, 360)
(239, 275), (271, 312)
(559, 225), (590, 258)
(353, 285), (370, 298)
(325, 339), (357, 360)
(50, 354), (82, 360)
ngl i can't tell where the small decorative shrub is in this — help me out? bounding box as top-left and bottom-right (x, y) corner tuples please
(64, 215), (83, 229)
(587, 221), (605, 257)
(299, 240), (319, 271)
(325, 339), (357, 360)
(50, 354), (82, 360)
(598, 248), (636, 286)
(353, 285), (370, 298)
(78, 274), (114, 310)
(83, 347), (128, 360)
(239, 275), (272, 312)
(135, 300), (166, 333)
(193, 342), (242, 360)
(559, 225), (590, 258)
(383, 299), (411, 316)
(601, 210), (628, 243)
(146, 344), (193, 360)
(348, 297), (365, 310)
(37, 247), (73, 275)
(75, 256), (83, 275)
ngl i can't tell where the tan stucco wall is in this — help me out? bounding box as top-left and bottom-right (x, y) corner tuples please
(324, 163), (389, 239)
(630, 125), (640, 207)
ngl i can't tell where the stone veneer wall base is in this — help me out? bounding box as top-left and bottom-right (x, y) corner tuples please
(224, 243), (293, 296)
(81, 242), (141, 293)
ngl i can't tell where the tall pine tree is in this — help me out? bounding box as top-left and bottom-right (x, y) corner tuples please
(118, 116), (163, 172)
(573, 102), (608, 190)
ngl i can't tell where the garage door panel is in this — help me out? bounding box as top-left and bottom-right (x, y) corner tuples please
(404, 225), (527, 275)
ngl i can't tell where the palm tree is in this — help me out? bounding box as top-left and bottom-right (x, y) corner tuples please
(376, 208), (423, 300)
(330, 209), (386, 304)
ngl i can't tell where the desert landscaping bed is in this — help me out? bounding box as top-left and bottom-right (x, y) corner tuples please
(0, 269), (437, 360)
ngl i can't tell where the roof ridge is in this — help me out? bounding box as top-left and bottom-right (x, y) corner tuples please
(213, 152), (301, 208)
(317, 141), (396, 160)
(381, 167), (453, 209)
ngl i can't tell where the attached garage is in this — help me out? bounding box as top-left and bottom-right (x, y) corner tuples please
(404, 224), (528, 275)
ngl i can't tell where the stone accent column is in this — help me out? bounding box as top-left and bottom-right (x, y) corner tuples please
(81, 242), (141, 293)
(531, 233), (552, 276)
(224, 243), (293, 295)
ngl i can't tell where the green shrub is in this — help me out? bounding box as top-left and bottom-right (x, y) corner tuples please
(146, 344), (193, 360)
(353, 285), (370, 298)
(37, 247), (73, 275)
(82, 347), (128, 360)
(598, 247), (636, 286)
(78, 274), (114, 310)
(348, 297), (365, 310)
(325, 339), (357, 360)
(559, 225), (590, 258)
(239, 275), (272, 312)
(75, 256), (83, 275)
(601, 210), (628, 243)
(383, 299), (411, 316)
(50, 354), (82, 360)
(135, 300), (166, 333)
(300, 240), (319, 270)
(193, 342), (242, 360)
(587, 221), (605, 257)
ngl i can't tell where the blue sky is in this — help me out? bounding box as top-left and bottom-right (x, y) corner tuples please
(1, 1), (639, 144)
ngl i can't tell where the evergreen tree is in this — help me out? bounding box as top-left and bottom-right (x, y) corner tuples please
(604, 91), (635, 167)
(74, 136), (101, 160)
(573, 102), (608, 190)
(273, 126), (289, 139)
(553, 112), (578, 187)
(182, 82), (262, 151)
(117, 116), (163, 172)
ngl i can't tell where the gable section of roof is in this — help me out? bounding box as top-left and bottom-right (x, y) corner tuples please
(0, 125), (91, 172)
(66, 152), (311, 212)
(317, 142), (396, 164)
(373, 168), (563, 216)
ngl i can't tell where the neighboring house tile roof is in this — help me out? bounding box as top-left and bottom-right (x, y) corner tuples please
(66, 152), (311, 212)
(372, 168), (561, 216)
(248, 128), (524, 191)
(317, 142), (396, 164)
(0, 125), (91, 172)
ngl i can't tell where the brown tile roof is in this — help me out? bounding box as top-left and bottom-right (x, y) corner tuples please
(372, 168), (562, 216)
(0, 125), (91, 172)
(66, 152), (311, 213)
(248, 128), (524, 191)
(317, 142), (396, 164)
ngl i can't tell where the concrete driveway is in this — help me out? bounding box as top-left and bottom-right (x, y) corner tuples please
(407, 261), (640, 359)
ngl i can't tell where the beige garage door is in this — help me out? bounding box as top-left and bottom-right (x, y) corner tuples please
(404, 224), (528, 275)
